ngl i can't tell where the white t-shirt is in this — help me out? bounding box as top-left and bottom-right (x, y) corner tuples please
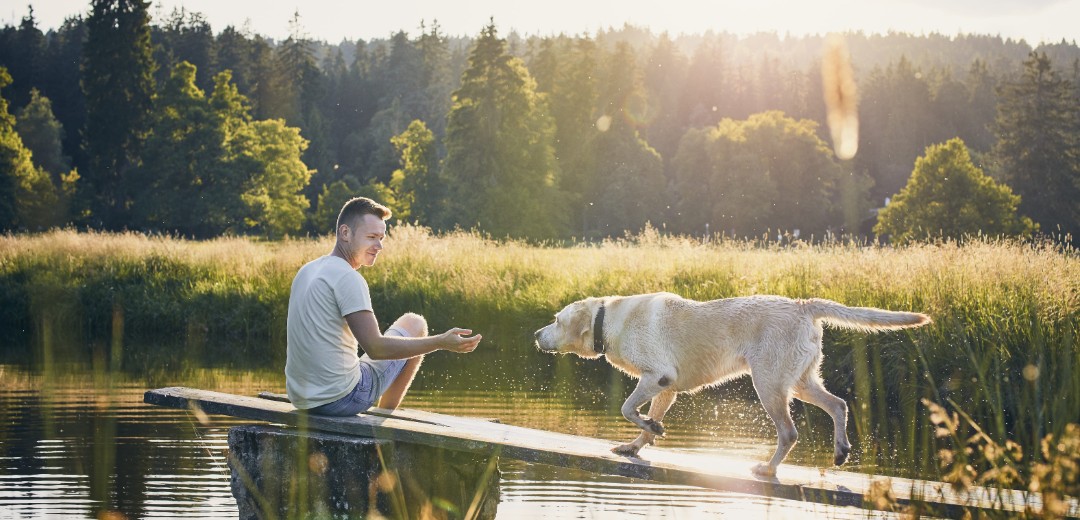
(285, 255), (373, 409)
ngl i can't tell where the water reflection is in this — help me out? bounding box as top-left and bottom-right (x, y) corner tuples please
(1, 339), (900, 519)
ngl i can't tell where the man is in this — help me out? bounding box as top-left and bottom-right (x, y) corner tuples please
(286, 197), (481, 415)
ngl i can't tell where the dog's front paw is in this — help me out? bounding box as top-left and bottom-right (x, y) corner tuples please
(752, 463), (777, 478)
(642, 418), (666, 437)
(612, 443), (642, 457)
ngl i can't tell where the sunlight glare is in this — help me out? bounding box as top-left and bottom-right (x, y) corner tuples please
(822, 34), (859, 160)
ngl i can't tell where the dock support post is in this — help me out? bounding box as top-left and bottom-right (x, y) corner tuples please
(227, 424), (500, 519)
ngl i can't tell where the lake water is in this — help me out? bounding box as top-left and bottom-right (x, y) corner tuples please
(0, 334), (911, 519)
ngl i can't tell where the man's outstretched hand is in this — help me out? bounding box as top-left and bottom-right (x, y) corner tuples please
(439, 328), (482, 353)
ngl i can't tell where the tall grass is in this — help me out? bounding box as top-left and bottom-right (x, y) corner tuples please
(1, 226), (1077, 486)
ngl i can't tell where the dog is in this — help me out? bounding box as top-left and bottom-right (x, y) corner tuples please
(533, 292), (930, 477)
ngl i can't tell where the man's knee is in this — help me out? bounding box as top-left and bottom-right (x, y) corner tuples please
(393, 312), (428, 337)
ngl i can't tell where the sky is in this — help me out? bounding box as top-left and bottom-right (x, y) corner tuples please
(5, 0), (1079, 45)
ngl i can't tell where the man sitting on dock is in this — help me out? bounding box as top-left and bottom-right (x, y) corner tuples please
(285, 197), (482, 415)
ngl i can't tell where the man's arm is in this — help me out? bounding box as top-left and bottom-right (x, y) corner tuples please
(345, 310), (481, 360)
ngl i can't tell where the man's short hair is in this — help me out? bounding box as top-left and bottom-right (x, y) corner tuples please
(336, 197), (391, 230)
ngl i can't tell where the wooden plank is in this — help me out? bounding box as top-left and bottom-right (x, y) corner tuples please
(145, 386), (1077, 518)
(255, 391), (498, 427)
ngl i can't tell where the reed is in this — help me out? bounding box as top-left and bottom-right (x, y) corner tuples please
(1, 226), (1077, 487)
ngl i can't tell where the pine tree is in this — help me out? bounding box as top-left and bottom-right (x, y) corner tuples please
(441, 21), (563, 239)
(417, 21), (454, 140)
(589, 42), (666, 237)
(534, 36), (598, 236)
(857, 57), (936, 205)
(40, 17), (86, 170)
(5, 7), (46, 109)
(642, 33), (689, 164)
(154, 7), (216, 92)
(80, 0), (156, 229)
(992, 52), (1080, 238)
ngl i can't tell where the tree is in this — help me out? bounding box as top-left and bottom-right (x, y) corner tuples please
(233, 118), (313, 237)
(80, 0), (156, 229)
(0, 67), (61, 230)
(671, 111), (847, 238)
(671, 120), (776, 237)
(875, 138), (1036, 244)
(857, 57), (937, 205)
(642, 33), (689, 164)
(992, 52), (1080, 238)
(154, 7), (216, 92)
(743, 111), (846, 236)
(40, 17), (87, 170)
(131, 63), (311, 238)
(4, 7), (46, 109)
(15, 88), (71, 176)
(531, 36), (599, 236)
(391, 119), (439, 224)
(440, 21), (563, 239)
(417, 21), (455, 140)
(131, 61), (228, 236)
(588, 42), (666, 237)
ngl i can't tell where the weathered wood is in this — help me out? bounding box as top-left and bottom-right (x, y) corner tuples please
(145, 386), (1078, 518)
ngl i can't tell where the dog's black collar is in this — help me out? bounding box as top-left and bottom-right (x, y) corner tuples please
(593, 303), (607, 354)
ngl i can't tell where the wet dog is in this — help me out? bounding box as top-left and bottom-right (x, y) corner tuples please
(534, 292), (930, 477)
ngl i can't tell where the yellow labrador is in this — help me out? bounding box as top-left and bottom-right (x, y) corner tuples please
(533, 292), (930, 477)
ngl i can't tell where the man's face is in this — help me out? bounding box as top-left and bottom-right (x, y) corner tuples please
(348, 214), (386, 267)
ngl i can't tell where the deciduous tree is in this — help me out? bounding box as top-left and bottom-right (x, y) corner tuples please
(0, 67), (60, 230)
(875, 137), (1036, 244)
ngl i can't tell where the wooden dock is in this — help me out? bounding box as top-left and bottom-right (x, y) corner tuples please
(145, 386), (1077, 518)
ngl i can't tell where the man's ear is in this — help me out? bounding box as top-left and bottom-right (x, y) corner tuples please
(337, 223), (351, 241)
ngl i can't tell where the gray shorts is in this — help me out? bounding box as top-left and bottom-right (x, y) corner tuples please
(308, 327), (409, 416)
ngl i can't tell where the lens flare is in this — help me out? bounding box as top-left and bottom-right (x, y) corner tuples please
(822, 34), (859, 160)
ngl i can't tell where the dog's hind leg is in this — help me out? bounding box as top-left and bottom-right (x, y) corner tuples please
(614, 390), (677, 455)
(795, 377), (851, 466)
(611, 373), (673, 456)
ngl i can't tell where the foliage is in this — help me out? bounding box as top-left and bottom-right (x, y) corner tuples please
(14, 88), (70, 175)
(992, 52), (1080, 239)
(441, 22), (563, 239)
(132, 61), (230, 236)
(233, 119), (313, 238)
(133, 63), (311, 238)
(0, 67), (60, 230)
(586, 42), (667, 238)
(390, 119), (439, 224)
(671, 111), (847, 238)
(875, 138), (1036, 244)
(925, 399), (1079, 518)
(80, 0), (156, 229)
(2, 12), (1080, 240)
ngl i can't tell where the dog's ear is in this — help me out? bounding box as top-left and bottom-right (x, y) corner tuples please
(576, 302), (592, 338)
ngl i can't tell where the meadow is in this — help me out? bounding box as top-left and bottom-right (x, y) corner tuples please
(1, 226), (1077, 512)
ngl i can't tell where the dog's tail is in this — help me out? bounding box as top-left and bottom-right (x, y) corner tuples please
(803, 298), (931, 332)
